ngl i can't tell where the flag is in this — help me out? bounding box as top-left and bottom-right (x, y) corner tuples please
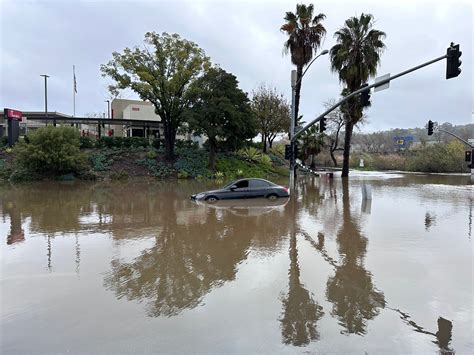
(74, 75), (77, 93)
(73, 65), (77, 93)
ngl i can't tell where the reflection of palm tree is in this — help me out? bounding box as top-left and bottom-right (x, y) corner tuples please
(325, 180), (385, 335)
(280, 198), (324, 346)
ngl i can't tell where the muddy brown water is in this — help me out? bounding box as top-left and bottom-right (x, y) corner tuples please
(1, 172), (472, 353)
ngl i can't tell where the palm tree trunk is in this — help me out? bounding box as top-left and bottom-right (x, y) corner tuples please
(262, 133), (267, 153)
(341, 121), (354, 177)
(294, 65), (303, 124)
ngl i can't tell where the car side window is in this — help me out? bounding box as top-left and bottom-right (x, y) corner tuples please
(235, 180), (249, 189)
(249, 180), (269, 188)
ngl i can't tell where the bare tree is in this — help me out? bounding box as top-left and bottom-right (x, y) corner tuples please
(251, 85), (291, 153)
(323, 99), (345, 166)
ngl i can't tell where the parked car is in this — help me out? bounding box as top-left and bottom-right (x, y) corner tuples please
(191, 178), (289, 202)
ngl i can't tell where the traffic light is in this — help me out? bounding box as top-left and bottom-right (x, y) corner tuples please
(446, 43), (462, 79)
(427, 120), (434, 136)
(360, 83), (371, 106)
(319, 117), (326, 133)
(284, 144), (292, 160)
(465, 150), (472, 162)
(294, 144), (299, 158)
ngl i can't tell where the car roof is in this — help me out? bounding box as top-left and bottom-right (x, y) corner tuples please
(233, 178), (275, 184)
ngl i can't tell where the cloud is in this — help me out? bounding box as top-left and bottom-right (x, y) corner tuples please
(0, 0), (471, 131)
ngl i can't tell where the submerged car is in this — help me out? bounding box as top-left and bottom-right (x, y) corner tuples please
(191, 178), (289, 202)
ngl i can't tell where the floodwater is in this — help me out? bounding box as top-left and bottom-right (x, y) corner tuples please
(0, 173), (472, 354)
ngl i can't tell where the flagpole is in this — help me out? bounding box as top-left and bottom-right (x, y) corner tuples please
(73, 65), (76, 117)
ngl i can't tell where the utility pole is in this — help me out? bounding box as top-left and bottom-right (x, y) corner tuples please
(40, 74), (52, 126)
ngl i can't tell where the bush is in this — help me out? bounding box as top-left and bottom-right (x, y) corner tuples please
(1, 136), (8, 147)
(136, 158), (175, 178)
(146, 150), (158, 159)
(406, 141), (467, 173)
(259, 154), (272, 167)
(13, 126), (86, 174)
(80, 136), (96, 149)
(238, 147), (261, 162)
(90, 152), (111, 171)
(175, 140), (199, 150)
(96, 136), (149, 149)
(174, 146), (211, 178)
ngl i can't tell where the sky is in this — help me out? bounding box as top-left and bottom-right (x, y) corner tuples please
(0, 0), (472, 132)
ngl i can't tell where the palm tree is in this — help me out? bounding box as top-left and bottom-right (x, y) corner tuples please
(281, 4), (326, 125)
(330, 13), (386, 177)
(299, 125), (324, 170)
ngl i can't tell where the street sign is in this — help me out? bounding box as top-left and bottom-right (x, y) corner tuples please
(4, 108), (23, 121)
(374, 73), (390, 92)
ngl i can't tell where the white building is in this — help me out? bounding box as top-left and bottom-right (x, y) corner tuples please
(111, 99), (204, 145)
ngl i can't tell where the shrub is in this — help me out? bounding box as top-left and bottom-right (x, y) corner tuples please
(174, 146), (211, 178)
(146, 150), (158, 159)
(1, 136), (8, 147)
(13, 126), (86, 174)
(79, 136), (96, 149)
(90, 152), (111, 171)
(96, 136), (149, 149)
(175, 140), (199, 150)
(259, 154), (272, 167)
(136, 158), (175, 178)
(406, 141), (467, 173)
(238, 147), (261, 162)
(269, 143), (285, 156)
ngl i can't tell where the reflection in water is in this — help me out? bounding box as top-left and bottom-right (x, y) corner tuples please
(0, 176), (468, 353)
(325, 180), (385, 335)
(4, 201), (25, 245)
(102, 186), (292, 317)
(280, 199), (324, 346)
(104, 206), (254, 316)
(425, 212), (436, 231)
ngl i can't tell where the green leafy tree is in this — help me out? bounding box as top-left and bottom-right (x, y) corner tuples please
(14, 126), (86, 174)
(251, 85), (291, 153)
(281, 3), (326, 122)
(330, 14), (386, 177)
(186, 67), (256, 170)
(100, 32), (210, 160)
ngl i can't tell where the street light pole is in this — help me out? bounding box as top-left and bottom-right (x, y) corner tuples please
(289, 49), (329, 191)
(40, 74), (51, 125)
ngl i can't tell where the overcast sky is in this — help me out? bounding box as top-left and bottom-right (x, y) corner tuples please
(1, 0), (472, 132)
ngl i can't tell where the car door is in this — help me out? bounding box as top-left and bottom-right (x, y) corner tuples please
(248, 179), (266, 198)
(231, 179), (250, 199)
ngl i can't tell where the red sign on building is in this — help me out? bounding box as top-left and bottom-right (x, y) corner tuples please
(4, 108), (23, 121)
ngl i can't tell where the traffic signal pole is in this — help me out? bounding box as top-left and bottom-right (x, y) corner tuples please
(293, 53), (448, 142)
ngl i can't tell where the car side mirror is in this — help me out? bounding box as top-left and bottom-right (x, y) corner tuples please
(230, 185), (237, 190)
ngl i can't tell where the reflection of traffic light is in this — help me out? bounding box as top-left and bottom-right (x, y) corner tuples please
(285, 144), (292, 160)
(360, 83), (371, 106)
(319, 117), (326, 133)
(427, 120), (434, 136)
(446, 43), (462, 79)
